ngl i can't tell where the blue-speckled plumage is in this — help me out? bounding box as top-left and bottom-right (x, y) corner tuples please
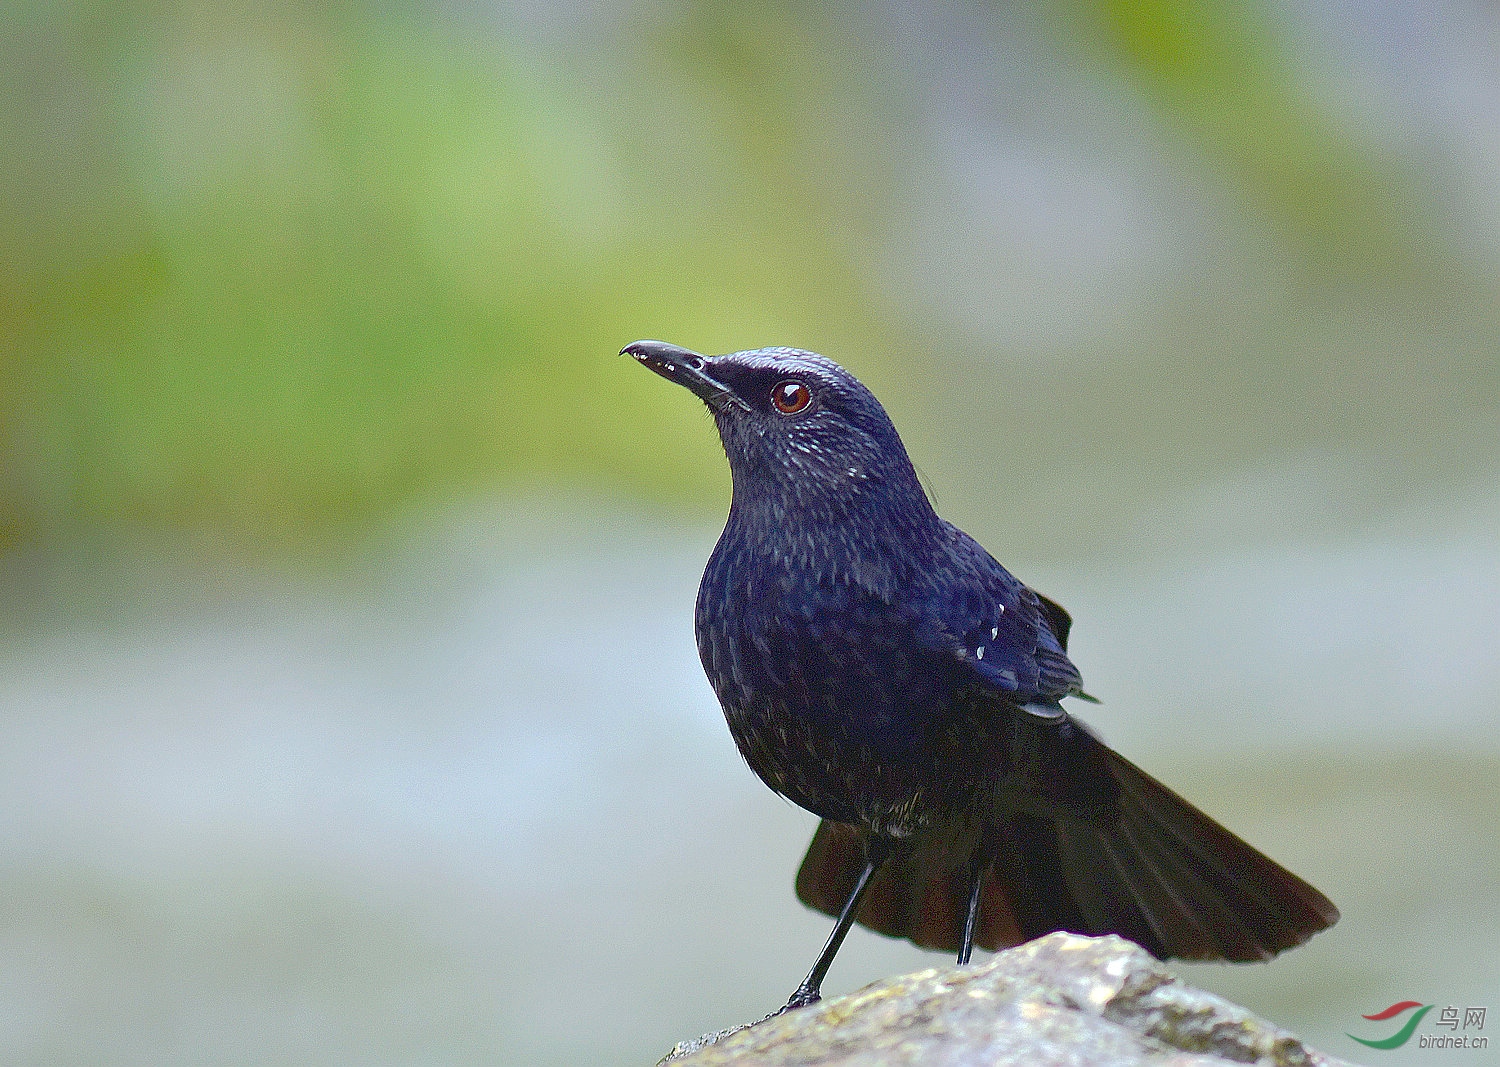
(686, 346), (1085, 835)
(627, 339), (1337, 974)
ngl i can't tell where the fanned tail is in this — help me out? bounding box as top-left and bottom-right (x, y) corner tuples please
(795, 735), (1338, 962)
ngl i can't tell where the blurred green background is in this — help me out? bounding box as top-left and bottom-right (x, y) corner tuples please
(2, 1), (1497, 1065)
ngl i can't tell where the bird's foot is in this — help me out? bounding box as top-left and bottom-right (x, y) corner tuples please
(769, 983), (822, 1018)
(656, 986), (822, 1063)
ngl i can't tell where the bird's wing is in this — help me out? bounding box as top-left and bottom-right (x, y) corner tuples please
(923, 526), (1085, 708)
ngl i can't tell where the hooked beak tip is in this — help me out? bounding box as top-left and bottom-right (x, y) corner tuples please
(623, 339), (707, 379)
(625, 339), (747, 411)
(621, 339), (697, 362)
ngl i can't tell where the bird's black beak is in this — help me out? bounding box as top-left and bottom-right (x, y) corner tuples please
(622, 340), (747, 410)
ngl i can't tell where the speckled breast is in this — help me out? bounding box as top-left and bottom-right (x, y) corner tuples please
(694, 561), (998, 837)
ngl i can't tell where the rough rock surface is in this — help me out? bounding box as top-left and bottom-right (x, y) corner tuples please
(660, 932), (1355, 1067)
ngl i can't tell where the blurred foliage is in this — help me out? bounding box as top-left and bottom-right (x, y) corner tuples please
(1053, 0), (1436, 274)
(0, 1), (893, 550)
(0, 0), (1481, 553)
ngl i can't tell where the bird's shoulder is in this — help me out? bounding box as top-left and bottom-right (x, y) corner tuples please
(696, 515), (1085, 704)
(914, 522), (1085, 704)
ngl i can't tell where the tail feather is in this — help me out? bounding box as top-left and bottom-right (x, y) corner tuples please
(1112, 814), (1238, 959)
(794, 739), (1338, 963)
(1096, 829), (1203, 958)
(1108, 748), (1338, 956)
(1106, 796), (1272, 960)
(992, 813), (1093, 943)
(1058, 819), (1175, 958)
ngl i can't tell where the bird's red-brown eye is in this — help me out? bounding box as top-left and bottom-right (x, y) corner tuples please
(771, 380), (811, 415)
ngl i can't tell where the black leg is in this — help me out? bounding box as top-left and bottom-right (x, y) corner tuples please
(957, 860), (986, 966)
(778, 837), (891, 1013)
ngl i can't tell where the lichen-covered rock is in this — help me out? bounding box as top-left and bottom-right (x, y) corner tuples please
(659, 932), (1355, 1067)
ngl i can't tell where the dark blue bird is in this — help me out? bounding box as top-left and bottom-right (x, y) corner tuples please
(625, 339), (1337, 1013)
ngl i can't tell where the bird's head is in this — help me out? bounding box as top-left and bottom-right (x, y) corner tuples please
(624, 340), (936, 534)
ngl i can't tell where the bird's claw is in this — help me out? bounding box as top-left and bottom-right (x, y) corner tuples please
(770, 985), (821, 1018)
